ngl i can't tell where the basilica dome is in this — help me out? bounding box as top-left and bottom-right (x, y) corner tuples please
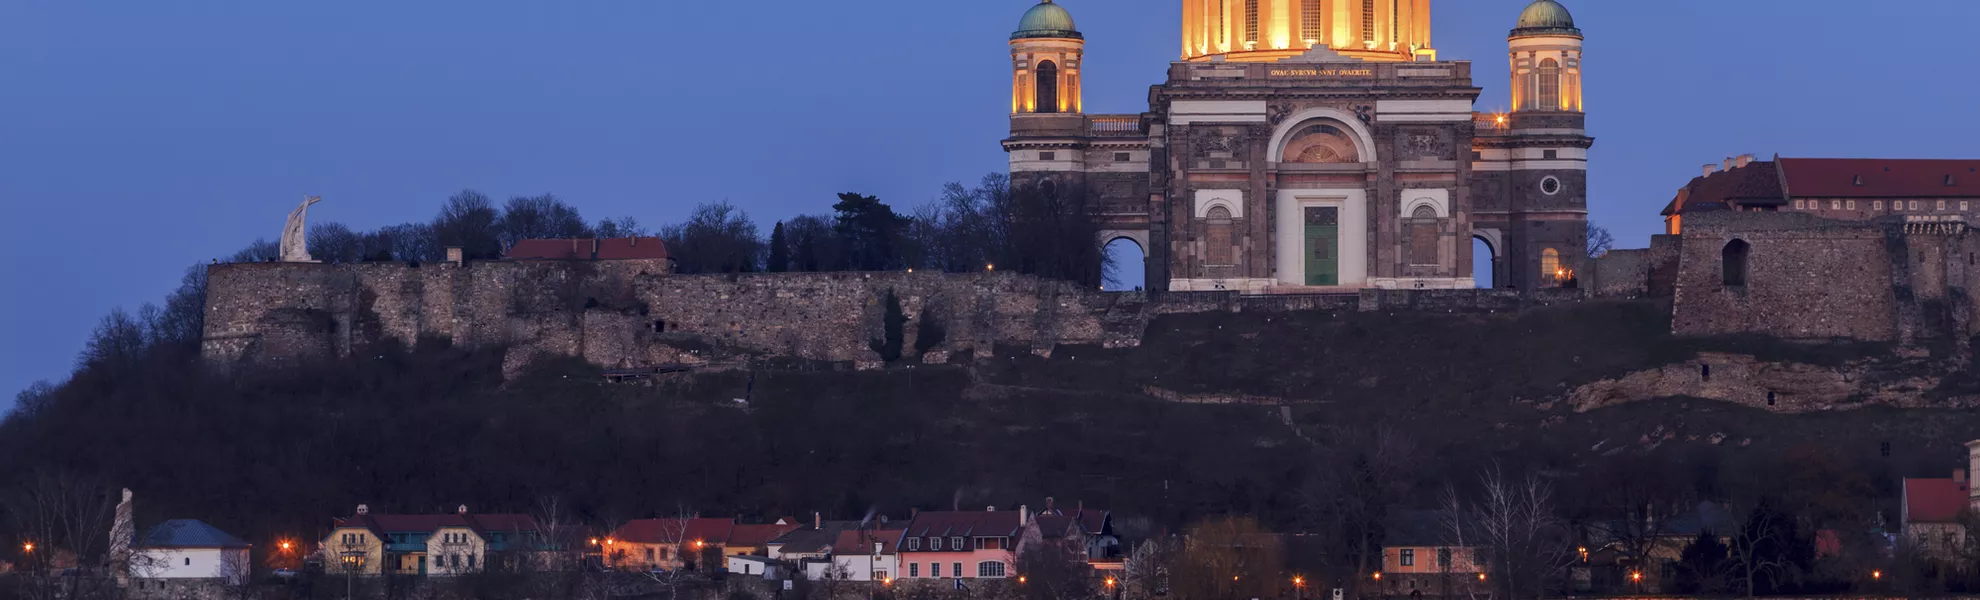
(1013, 1), (1082, 40)
(1512, 0), (1581, 38)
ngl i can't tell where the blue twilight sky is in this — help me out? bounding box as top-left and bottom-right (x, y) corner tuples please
(2, 0), (1977, 404)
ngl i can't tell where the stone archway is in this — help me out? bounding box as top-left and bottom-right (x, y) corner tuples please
(1473, 229), (1505, 289)
(1101, 230), (1150, 291)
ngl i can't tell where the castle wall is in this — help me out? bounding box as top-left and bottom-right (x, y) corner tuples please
(1666, 212), (1980, 342)
(1588, 248), (1649, 298)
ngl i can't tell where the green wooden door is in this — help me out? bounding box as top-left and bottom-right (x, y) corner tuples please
(1304, 207), (1340, 286)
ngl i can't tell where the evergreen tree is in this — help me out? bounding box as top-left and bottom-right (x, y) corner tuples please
(832, 193), (910, 271)
(767, 221), (790, 273)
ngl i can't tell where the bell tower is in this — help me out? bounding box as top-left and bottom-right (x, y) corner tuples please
(1010, 0), (1084, 115)
(1508, 0), (1583, 113)
(1471, 0), (1593, 291)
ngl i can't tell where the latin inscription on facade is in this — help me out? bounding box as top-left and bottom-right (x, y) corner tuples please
(1268, 68), (1375, 78)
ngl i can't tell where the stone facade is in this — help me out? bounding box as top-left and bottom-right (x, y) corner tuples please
(1666, 211), (1979, 344)
(1004, 1), (1590, 294)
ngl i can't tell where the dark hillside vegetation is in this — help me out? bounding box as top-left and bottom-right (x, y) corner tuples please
(7, 298), (1980, 595)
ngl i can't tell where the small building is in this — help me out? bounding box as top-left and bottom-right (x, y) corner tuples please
(804, 526), (902, 582)
(604, 517), (734, 572)
(1375, 510), (1487, 599)
(130, 520), (252, 582)
(726, 555), (786, 579)
(1900, 442), (1980, 561)
(726, 519), (803, 558)
(320, 504), (544, 577)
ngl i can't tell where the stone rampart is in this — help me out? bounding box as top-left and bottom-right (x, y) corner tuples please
(1669, 211), (1979, 344)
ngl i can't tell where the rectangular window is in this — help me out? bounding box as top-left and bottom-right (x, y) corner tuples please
(1831, 200), (1842, 210)
(1543, 149), (1558, 160)
(1793, 200), (1803, 209)
(1912, 201), (1921, 210)
(1301, 0), (1322, 43)
(1939, 200), (1948, 211)
(952, 537), (964, 551)
(1401, 549), (1416, 567)
(1964, 201), (1971, 211)
(1244, 0), (1260, 43)
(979, 562), (1007, 578)
(907, 538), (919, 551)
(932, 563), (942, 578)
(1115, 152), (1131, 162)
(931, 537), (943, 552)
(1876, 201), (1885, 211)
(1038, 151), (1055, 161)
(1409, 222), (1438, 266)
(911, 563), (920, 578)
(1847, 200), (1856, 210)
(1362, 0), (1376, 43)
(954, 562), (963, 578)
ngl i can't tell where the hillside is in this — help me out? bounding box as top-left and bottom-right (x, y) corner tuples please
(4, 299), (1977, 558)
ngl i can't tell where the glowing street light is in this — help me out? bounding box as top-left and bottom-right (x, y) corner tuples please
(21, 542), (32, 554)
(1371, 572), (1382, 581)
(1873, 570), (1883, 580)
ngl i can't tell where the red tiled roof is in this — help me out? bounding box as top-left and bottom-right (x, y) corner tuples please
(1904, 478), (1970, 523)
(830, 528), (903, 556)
(900, 510), (1024, 541)
(506, 237), (669, 261)
(1664, 161), (1784, 216)
(1781, 158), (1980, 199)
(727, 523), (803, 549)
(611, 517), (735, 545)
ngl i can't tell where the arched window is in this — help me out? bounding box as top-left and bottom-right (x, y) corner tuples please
(1206, 206), (1235, 266)
(1723, 239), (1751, 287)
(1537, 59), (1561, 111)
(1540, 248), (1562, 286)
(1035, 61), (1059, 114)
(1282, 122), (1360, 164)
(1408, 205), (1439, 266)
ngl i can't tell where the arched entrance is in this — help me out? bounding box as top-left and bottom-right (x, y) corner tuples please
(1472, 231), (1504, 289)
(1102, 234), (1148, 291)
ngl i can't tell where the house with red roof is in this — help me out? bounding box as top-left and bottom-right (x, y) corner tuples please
(505, 237), (671, 262)
(1662, 155), (1980, 236)
(1017, 499), (1122, 571)
(1902, 445), (1980, 560)
(603, 517), (734, 572)
(896, 507), (1027, 581)
(320, 504), (544, 577)
(800, 525), (904, 582)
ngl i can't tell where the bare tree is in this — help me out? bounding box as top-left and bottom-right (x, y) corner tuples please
(1122, 539), (1172, 600)
(1467, 465), (1574, 600)
(6, 472), (121, 600)
(594, 216), (650, 239)
(432, 190), (503, 260)
(229, 239), (280, 263)
(499, 194), (589, 249)
(217, 547), (257, 600)
(308, 222), (364, 264)
(664, 202), (764, 274)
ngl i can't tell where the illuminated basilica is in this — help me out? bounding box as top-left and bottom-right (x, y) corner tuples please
(1004, 0), (1591, 291)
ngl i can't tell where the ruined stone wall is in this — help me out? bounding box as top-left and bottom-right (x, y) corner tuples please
(639, 272), (1127, 363)
(1668, 211), (1979, 343)
(1589, 249), (1650, 298)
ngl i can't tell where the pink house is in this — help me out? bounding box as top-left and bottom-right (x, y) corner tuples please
(895, 508), (1026, 580)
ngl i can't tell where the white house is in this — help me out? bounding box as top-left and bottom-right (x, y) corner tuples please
(802, 527), (899, 582)
(130, 520), (252, 583)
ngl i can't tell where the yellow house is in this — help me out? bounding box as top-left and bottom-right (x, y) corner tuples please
(319, 505), (543, 577)
(1377, 511), (1488, 599)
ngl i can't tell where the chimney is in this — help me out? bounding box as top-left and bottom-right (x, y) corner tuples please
(1737, 154), (1756, 168)
(1723, 158), (1736, 171)
(357, 504), (370, 516)
(457, 505), (468, 515)
(1020, 505), (1030, 527)
(987, 506), (997, 512)
(814, 512), (821, 530)
(445, 247), (464, 265)
(1045, 497), (1056, 512)
(1703, 164), (1719, 178)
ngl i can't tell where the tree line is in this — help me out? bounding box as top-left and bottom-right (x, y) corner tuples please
(263, 173), (1110, 289)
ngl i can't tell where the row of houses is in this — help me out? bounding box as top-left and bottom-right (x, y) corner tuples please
(314, 498), (1121, 584)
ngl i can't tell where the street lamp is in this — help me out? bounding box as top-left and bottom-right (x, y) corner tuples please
(21, 542), (32, 554)
(1293, 576), (1306, 600)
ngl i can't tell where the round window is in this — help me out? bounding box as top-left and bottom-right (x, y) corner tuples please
(1540, 176), (1563, 196)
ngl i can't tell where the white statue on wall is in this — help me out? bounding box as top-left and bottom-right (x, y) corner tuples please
(280, 196), (322, 262)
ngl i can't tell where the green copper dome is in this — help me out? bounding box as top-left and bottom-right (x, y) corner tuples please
(1511, 0), (1581, 38)
(1013, 0), (1082, 40)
